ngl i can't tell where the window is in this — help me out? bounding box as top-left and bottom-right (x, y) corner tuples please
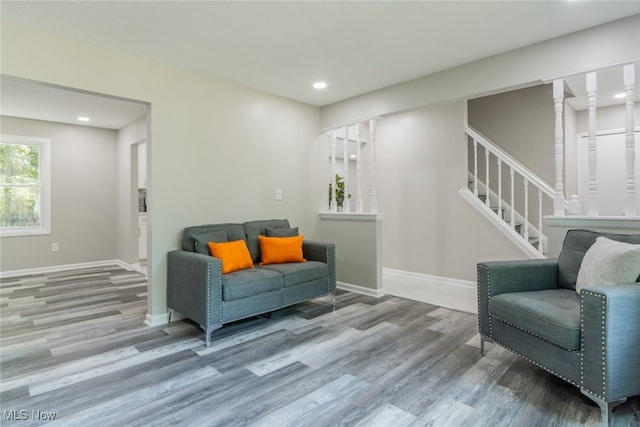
(0, 134), (51, 236)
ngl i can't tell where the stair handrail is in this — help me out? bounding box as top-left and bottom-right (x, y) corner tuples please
(465, 125), (557, 201)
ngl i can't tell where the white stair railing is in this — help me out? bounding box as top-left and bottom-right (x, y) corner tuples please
(463, 125), (559, 257)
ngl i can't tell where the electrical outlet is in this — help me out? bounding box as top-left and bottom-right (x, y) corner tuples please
(275, 188), (282, 201)
(51, 243), (59, 252)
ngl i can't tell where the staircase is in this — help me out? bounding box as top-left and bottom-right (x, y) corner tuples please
(460, 126), (561, 259)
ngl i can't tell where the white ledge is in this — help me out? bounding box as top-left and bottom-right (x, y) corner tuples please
(544, 215), (640, 229)
(319, 212), (384, 221)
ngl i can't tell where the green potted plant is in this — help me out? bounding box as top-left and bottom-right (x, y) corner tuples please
(328, 174), (351, 211)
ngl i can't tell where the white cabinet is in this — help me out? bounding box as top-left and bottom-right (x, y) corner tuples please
(138, 214), (147, 260)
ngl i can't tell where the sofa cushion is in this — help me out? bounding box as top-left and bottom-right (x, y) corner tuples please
(221, 268), (283, 301)
(258, 261), (329, 287)
(193, 229), (227, 255)
(208, 240), (254, 274)
(489, 288), (580, 351)
(182, 223), (246, 252)
(576, 237), (640, 294)
(243, 219), (291, 263)
(557, 229), (640, 290)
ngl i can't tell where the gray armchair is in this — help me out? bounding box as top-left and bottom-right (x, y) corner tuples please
(477, 229), (640, 425)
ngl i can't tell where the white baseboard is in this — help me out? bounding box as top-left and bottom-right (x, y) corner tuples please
(145, 312), (171, 327)
(337, 281), (385, 298)
(383, 268), (477, 314)
(0, 259), (138, 279)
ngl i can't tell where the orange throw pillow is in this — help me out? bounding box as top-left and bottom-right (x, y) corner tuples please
(208, 240), (254, 274)
(258, 234), (307, 265)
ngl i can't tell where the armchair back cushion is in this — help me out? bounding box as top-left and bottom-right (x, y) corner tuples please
(557, 229), (640, 290)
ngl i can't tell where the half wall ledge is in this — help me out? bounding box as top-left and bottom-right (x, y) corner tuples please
(544, 215), (640, 230)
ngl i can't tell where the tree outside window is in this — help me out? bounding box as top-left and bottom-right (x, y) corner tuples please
(0, 135), (51, 236)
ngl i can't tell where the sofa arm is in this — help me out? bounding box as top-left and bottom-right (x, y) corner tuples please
(477, 259), (559, 338)
(167, 250), (223, 328)
(303, 240), (336, 292)
(580, 284), (640, 401)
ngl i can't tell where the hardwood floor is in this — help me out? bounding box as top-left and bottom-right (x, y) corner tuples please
(1, 266), (639, 426)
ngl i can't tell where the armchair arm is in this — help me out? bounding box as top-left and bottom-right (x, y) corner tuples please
(580, 284), (640, 401)
(477, 259), (559, 337)
(167, 250), (223, 328)
(303, 240), (336, 292)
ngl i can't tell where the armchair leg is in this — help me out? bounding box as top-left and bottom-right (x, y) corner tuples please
(580, 389), (626, 427)
(332, 291), (336, 311)
(168, 309), (174, 324)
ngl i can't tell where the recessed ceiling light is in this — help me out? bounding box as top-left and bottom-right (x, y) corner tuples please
(77, 116), (91, 122)
(313, 82), (327, 90)
(613, 93), (626, 99)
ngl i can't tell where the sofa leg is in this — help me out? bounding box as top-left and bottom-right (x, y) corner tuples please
(168, 309), (174, 324)
(204, 324), (222, 348)
(480, 336), (487, 356)
(332, 291), (336, 311)
(580, 389), (626, 427)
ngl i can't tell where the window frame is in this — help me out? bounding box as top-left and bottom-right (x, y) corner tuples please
(0, 134), (51, 237)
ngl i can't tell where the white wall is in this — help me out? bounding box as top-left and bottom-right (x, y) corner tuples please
(1, 22), (321, 320)
(1, 116), (118, 270)
(376, 103), (526, 281)
(321, 15), (640, 128)
(316, 15), (640, 282)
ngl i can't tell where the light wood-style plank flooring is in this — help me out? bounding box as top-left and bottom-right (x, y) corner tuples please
(1, 266), (638, 426)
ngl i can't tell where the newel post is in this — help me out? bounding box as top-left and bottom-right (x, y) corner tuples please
(553, 79), (566, 216)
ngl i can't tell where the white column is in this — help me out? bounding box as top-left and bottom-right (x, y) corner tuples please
(485, 148), (491, 208)
(497, 158), (503, 219)
(342, 126), (350, 213)
(553, 79), (565, 216)
(369, 119), (378, 213)
(523, 178), (529, 241)
(510, 167), (515, 229)
(623, 64), (637, 216)
(538, 189), (544, 255)
(355, 123), (364, 213)
(330, 129), (337, 213)
(586, 72), (598, 216)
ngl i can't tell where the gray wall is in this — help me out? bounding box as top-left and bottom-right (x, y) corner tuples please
(468, 84), (555, 185)
(1, 116), (118, 270)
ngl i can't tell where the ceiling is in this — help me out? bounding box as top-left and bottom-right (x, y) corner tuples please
(1, 1), (640, 128)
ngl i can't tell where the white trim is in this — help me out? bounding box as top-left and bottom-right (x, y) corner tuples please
(0, 259), (138, 279)
(319, 212), (384, 221)
(383, 268), (477, 314)
(337, 281), (385, 298)
(459, 187), (545, 259)
(0, 134), (51, 237)
(544, 215), (640, 229)
(145, 312), (170, 327)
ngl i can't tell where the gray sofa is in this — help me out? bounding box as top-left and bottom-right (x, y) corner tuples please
(167, 219), (336, 346)
(478, 229), (640, 425)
